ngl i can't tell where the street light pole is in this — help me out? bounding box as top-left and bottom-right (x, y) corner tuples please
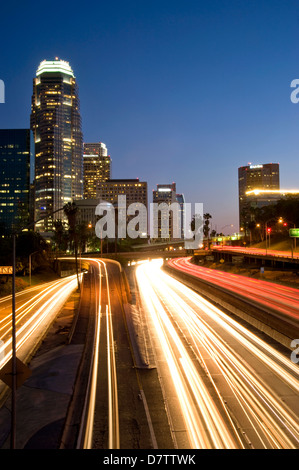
(9, 205), (65, 448)
(11, 233), (17, 449)
(279, 217), (296, 260)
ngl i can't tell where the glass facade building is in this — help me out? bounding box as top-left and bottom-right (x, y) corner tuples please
(0, 129), (34, 234)
(30, 59), (83, 233)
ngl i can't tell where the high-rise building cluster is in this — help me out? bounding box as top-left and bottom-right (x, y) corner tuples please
(0, 57), (185, 242)
(2, 57), (299, 244)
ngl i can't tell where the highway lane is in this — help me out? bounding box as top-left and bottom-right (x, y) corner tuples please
(0, 275), (80, 374)
(168, 257), (299, 320)
(136, 259), (299, 449)
(75, 258), (120, 449)
(95, 259), (120, 450)
(80, 258), (155, 450)
(213, 245), (299, 259)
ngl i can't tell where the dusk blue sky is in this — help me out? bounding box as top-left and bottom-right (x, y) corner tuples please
(1, 0), (299, 234)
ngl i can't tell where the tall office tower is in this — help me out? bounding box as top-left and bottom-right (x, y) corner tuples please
(83, 142), (111, 199)
(238, 163), (280, 230)
(0, 129), (34, 234)
(30, 59), (83, 233)
(152, 183), (180, 240)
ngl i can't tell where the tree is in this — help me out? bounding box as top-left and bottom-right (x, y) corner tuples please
(190, 213), (203, 234)
(203, 213), (212, 247)
(242, 196), (299, 244)
(53, 220), (67, 257)
(275, 196), (299, 227)
(77, 222), (91, 253)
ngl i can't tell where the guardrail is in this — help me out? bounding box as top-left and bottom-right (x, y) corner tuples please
(212, 247), (299, 266)
(163, 263), (299, 351)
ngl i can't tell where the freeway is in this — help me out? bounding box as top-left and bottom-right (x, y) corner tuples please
(213, 244), (299, 260)
(77, 258), (162, 450)
(168, 257), (299, 320)
(78, 258), (120, 449)
(135, 259), (299, 449)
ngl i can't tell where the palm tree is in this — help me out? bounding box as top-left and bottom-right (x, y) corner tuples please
(203, 213), (212, 248)
(77, 222), (90, 253)
(53, 220), (66, 258)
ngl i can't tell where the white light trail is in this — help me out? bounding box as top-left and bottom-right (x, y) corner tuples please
(136, 260), (299, 449)
(0, 275), (79, 369)
(79, 258), (119, 450)
(136, 260), (240, 449)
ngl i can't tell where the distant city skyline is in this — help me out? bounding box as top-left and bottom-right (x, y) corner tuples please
(1, 1), (299, 235)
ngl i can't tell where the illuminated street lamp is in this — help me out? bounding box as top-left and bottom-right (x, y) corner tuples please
(278, 218), (296, 259)
(278, 217), (295, 229)
(265, 217), (296, 256)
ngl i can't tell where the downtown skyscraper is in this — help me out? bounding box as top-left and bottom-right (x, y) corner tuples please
(30, 59), (83, 233)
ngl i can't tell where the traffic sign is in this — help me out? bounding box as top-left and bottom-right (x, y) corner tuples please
(0, 266), (12, 275)
(289, 228), (299, 238)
